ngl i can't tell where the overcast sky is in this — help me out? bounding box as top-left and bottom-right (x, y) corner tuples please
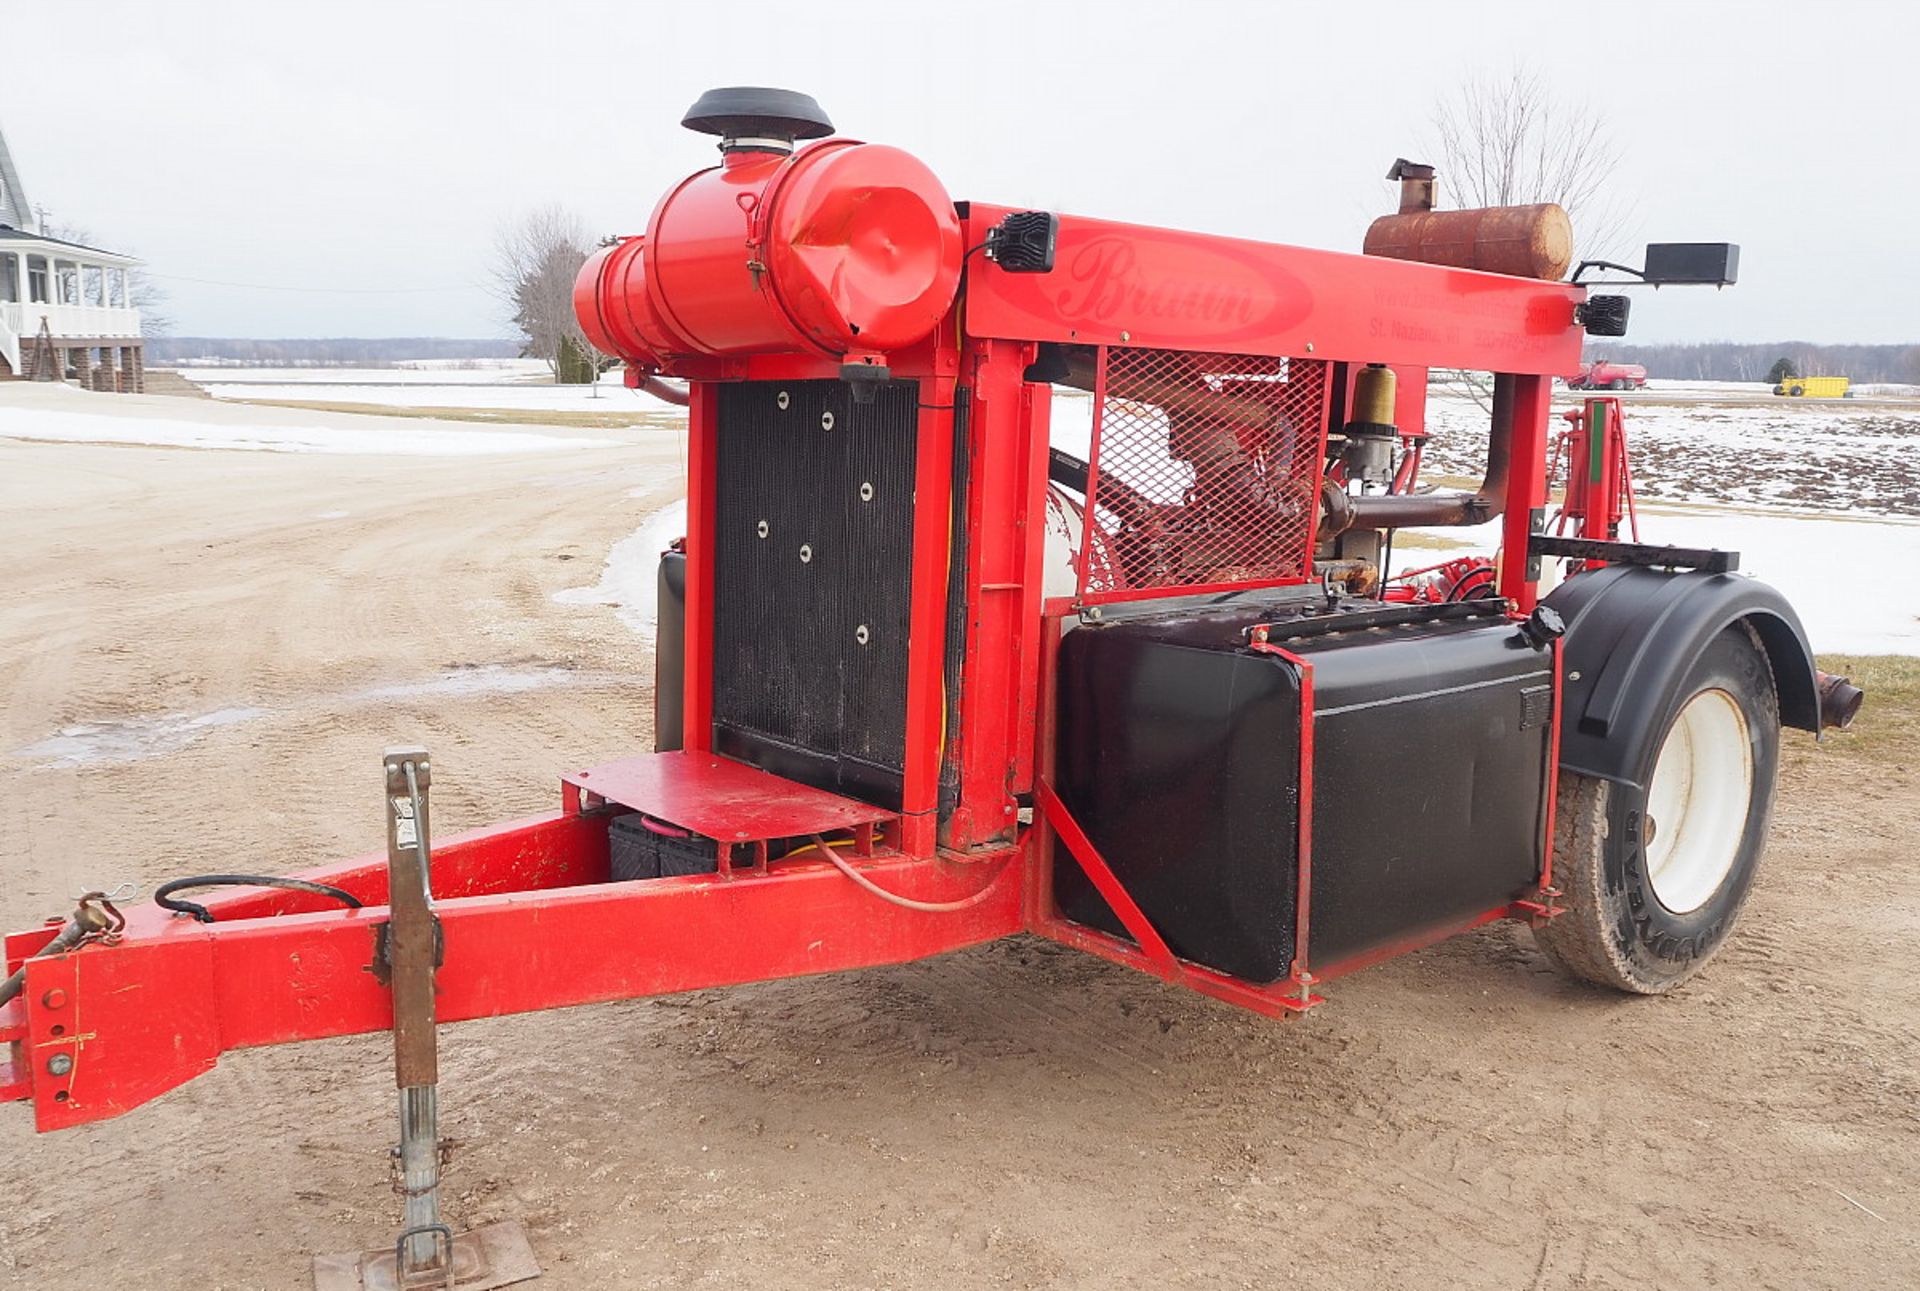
(2, 0), (1913, 344)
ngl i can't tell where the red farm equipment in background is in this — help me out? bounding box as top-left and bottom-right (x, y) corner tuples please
(1, 88), (1868, 1289)
(1568, 359), (1648, 390)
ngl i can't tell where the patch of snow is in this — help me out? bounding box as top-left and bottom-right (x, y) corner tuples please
(355, 664), (615, 702)
(1639, 508), (1920, 655)
(12, 666), (627, 768)
(196, 375), (682, 416)
(168, 361), (549, 382)
(176, 363), (684, 416)
(16, 706), (267, 768)
(0, 397), (616, 456)
(1388, 507), (1920, 656)
(554, 498), (688, 637)
(1051, 389), (1094, 462)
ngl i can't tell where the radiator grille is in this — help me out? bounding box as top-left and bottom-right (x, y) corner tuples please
(1079, 349), (1330, 600)
(711, 380), (918, 807)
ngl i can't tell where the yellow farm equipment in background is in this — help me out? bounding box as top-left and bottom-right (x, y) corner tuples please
(1773, 375), (1851, 397)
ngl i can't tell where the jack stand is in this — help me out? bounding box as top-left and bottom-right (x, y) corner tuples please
(314, 748), (540, 1291)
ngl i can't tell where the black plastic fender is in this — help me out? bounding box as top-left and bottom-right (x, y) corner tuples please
(655, 550), (686, 753)
(1543, 564), (1818, 788)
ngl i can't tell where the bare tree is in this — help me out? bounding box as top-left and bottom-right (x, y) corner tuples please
(1419, 69), (1633, 412)
(1427, 67), (1632, 261)
(491, 205), (599, 380)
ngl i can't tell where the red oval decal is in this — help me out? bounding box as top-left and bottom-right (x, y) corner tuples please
(1049, 230), (1315, 342)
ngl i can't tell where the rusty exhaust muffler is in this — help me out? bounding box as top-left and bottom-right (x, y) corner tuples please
(1365, 157), (1574, 282)
(1816, 671), (1866, 730)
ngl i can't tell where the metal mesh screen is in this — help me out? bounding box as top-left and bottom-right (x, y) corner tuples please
(1078, 348), (1330, 600)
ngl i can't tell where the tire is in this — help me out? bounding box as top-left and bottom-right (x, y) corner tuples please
(1789, 384), (1805, 397)
(1610, 377), (1629, 391)
(1535, 623), (1781, 993)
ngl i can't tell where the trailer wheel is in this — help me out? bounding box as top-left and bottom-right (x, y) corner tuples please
(1610, 377), (1629, 391)
(1536, 624), (1780, 993)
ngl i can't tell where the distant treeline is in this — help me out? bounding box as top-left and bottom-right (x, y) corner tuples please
(147, 337), (523, 366)
(1588, 341), (1920, 384)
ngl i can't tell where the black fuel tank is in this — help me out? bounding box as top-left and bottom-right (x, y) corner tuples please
(1053, 598), (1554, 983)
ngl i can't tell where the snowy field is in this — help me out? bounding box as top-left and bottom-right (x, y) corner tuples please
(178, 364), (684, 416)
(171, 360), (547, 381)
(1371, 507), (1920, 656)
(1422, 388), (1920, 515)
(0, 381), (616, 455)
(1412, 389), (1920, 652)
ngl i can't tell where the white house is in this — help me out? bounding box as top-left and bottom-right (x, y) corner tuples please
(0, 120), (145, 390)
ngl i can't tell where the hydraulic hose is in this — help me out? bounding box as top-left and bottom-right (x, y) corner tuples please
(801, 835), (1007, 914)
(0, 918), (90, 1008)
(155, 875), (364, 924)
(636, 374), (691, 406)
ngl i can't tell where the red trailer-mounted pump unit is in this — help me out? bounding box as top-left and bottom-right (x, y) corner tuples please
(1, 88), (1867, 1287)
(1569, 359), (1648, 390)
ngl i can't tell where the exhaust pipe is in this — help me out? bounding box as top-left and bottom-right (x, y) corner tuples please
(1816, 671), (1865, 730)
(1321, 373), (1517, 536)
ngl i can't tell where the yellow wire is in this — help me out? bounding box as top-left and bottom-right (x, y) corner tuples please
(783, 837), (859, 861)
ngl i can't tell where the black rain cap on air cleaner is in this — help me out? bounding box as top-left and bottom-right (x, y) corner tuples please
(681, 87), (835, 152)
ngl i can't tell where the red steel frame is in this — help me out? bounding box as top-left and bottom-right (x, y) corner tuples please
(3, 201), (1586, 1131)
(1552, 395), (1640, 556)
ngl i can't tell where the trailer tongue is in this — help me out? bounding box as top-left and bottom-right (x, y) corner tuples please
(3, 87), (1856, 1287)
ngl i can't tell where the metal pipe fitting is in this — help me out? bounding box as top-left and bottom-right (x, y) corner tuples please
(1325, 373), (1516, 535)
(1816, 671), (1865, 729)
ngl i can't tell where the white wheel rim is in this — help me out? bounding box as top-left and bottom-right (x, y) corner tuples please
(1643, 688), (1754, 914)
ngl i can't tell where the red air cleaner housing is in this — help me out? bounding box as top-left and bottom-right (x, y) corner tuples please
(576, 140), (963, 369)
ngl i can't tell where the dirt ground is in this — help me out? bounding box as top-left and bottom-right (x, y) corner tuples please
(1, 419), (1915, 1290)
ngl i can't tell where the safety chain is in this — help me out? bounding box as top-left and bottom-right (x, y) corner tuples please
(387, 1138), (458, 1197)
(0, 886), (132, 1007)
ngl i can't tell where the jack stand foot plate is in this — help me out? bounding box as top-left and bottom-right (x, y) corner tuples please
(312, 1220), (540, 1291)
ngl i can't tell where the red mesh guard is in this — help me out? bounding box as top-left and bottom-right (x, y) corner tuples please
(1077, 348), (1331, 602)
